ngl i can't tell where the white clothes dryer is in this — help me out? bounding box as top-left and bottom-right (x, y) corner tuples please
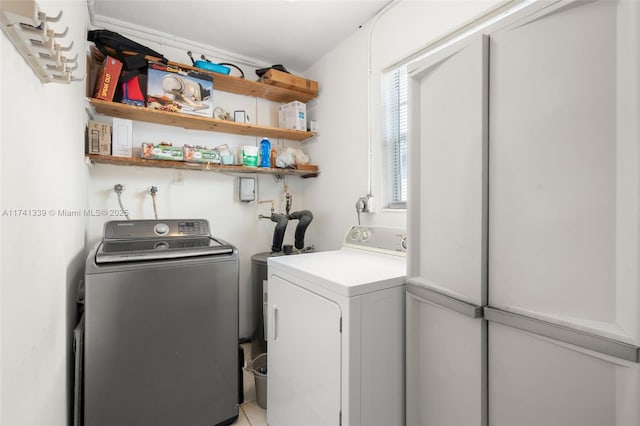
(266, 225), (407, 426)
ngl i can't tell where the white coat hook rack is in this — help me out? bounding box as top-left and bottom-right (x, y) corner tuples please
(0, 0), (82, 83)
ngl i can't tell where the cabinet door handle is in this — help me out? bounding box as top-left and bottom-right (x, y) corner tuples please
(273, 305), (279, 341)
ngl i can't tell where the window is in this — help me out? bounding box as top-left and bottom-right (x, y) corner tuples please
(382, 65), (408, 209)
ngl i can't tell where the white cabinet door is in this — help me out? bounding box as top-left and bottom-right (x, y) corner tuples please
(406, 289), (486, 426)
(487, 1), (640, 424)
(267, 274), (342, 426)
(488, 0), (640, 344)
(489, 321), (639, 426)
(407, 34), (488, 306)
(406, 32), (489, 426)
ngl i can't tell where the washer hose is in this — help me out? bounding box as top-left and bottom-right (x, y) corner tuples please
(288, 210), (313, 250)
(270, 213), (288, 253)
(114, 184), (130, 220)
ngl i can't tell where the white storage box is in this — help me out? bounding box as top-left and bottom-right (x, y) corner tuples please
(278, 101), (306, 131)
(111, 118), (133, 157)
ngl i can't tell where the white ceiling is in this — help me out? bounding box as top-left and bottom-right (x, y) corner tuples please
(90, 0), (392, 72)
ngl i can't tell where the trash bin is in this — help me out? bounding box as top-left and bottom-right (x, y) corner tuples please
(246, 353), (267, 409)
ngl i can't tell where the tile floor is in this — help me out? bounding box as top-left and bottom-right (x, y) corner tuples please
(233, 343), (267, 426)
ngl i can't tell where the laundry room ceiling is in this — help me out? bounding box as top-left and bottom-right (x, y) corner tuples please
(90, 0), (393, 72)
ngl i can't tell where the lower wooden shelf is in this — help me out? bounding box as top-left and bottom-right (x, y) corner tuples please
(86, 154), (320, 178)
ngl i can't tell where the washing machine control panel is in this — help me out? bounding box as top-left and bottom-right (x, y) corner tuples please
(344, 225), (407, 255)
(104, 219), (211, 239)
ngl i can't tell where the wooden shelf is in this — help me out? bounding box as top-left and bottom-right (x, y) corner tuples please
(86, 50), (320, 178)
(86, 154), (320, 178)
(94, 48), (318, 103)
(146, 56), (318, 103)
(88, 98), (316, 142)
(206, 71), (317, 103)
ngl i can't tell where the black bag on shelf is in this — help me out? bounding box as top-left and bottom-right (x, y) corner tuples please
(88, 29), (167, 71)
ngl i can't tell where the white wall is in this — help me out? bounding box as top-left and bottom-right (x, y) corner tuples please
(303, 0), (503, 251)
(0, 1), (88, 425)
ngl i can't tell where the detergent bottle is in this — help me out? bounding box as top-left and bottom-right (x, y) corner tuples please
(259, 138), (271, 168)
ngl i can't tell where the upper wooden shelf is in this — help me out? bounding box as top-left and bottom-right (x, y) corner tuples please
(95, 48), (318, 103)
(210, 71), (317, 103)
(152, 56), (318, 103)
(88, 98), (316, 142)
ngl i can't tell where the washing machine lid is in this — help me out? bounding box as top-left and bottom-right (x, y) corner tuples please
(96, 237), (233, 263)
(95, 219), (234, 263)
(268, 248), (406, 297)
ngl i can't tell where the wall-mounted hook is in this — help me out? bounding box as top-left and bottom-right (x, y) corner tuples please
(29, 36), (55, 52)
(45, 63), (64, 71)
(51, 72), (83, 83)
(58, 40), (73, 51)
(51, 26), (67, 38)
(62, 52), (77, 63)
(37, 50), (63, 65)
(46, 61), (77, 73)
(29, 38), (73, 56)
(51, 73), (71, 82)
(39, 10), (62, 23)
(38, 50), (77, 67)
(17, 22), (67, 42)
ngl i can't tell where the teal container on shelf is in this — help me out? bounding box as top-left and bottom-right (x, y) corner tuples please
(259, 138), (271, 168)
(242, 146), (259, 167)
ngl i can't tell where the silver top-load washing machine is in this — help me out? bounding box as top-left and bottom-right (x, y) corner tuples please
(83, 219), (239, 426)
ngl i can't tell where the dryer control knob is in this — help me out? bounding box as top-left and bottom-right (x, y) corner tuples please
(154, 223), (169, 236)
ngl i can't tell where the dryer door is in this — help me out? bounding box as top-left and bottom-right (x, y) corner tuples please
(267, 274), (342, 426)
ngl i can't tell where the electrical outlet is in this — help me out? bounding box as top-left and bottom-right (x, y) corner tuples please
(366, 196), (375, 212)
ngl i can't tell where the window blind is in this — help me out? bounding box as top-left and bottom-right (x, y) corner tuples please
(382, 65), (408, 209)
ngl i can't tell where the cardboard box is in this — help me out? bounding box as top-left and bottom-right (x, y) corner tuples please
(86, 121), (111, 155)
(183, 145), (221, 163)
(93, 56), (123, 101)
(141, 143), (184, 161)
(146, 61), (214, 118)
(261, 69), (318, 96)
(112, 118), (133, 157)
(278, 101), (307, 131)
